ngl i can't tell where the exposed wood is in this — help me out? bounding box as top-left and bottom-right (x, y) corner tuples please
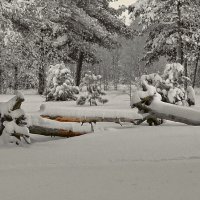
(29, 125), (88, 138)
(39, 105), (142, 124)
(41, 115), (138, 124)
(27, 114), (93, 138)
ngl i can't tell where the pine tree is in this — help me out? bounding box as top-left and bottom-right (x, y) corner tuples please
(45, 62), (79, 101)
(77, 71), (108, 106)
(129, 0), (200, 66)
(1, 0), (136, 93)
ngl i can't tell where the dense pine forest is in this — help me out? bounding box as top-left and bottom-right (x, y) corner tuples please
(1, 0), (199, 96)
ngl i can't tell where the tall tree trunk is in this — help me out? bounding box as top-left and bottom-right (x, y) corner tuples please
(112, 53), (116, 89)
(14, 65), (18, 91)
(112, 48), (120, 90)
(193, 51), (200, 88)
(0, 68), (3, 94)
(38, 64), (46, 95)
(177, 1), (183, 64)
(183, 58), (188, 89)
(38, 36), (46, 95)
(76, 51), (84, 86)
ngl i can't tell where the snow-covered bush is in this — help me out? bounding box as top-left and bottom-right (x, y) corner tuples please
(140, 63), (195, 106)
(0, 92), (30, 145)
(77, 71), (108, 106)
(45, 63), (79, 101)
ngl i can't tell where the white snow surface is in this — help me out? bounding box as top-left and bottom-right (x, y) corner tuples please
(39, 104), (142, 121)
(1, 91), (200, 200)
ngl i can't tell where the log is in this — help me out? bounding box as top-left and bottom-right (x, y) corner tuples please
(132, 92), (200, 126)
(39, 104), (142, 124)
(148, 99), (200, 126)
(27, 115), (92, 138)
(29, 126), (88, 138)
(41, 115), (137, 124)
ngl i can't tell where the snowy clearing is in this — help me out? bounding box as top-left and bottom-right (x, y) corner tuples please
(1, 91), (200, 200)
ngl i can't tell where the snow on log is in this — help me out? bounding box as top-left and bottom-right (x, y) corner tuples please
(27, 115), (92, 138)
(132, 91), (200, 126)
(39, 104), (142, 124)
(148, 99), (200, 126)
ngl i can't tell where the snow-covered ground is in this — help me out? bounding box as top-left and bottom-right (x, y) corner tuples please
(1, 91), (200, 200)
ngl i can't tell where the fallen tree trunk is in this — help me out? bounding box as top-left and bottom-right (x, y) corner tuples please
(132, 92), (200, 126)
(39, 104), (142, 124)
(27, 115), (92, 138)
(29, 126), (88, 137)
(148, 100), (200, 126)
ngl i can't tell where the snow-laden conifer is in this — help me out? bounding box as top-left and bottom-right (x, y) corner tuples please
(46, 63), (79, 101)
(139, 63), (195, 106)
(77, 71), (108, 106)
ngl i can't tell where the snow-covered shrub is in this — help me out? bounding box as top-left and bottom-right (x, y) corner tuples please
(140, 63), (195, 106)
(45, 62), (79, 101)
(77, 71), (108, 106)
(0, 92), (30, 145)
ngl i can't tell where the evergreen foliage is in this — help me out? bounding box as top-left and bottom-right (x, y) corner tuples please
(139, 63), (195, 106)
(46, 62), (79, 101)
(0, 0), (135, 93)
(77, 71), (108, 106)
(129, 0), (200, 65)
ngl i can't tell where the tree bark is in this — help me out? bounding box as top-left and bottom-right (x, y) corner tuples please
(27, 114), (92, 137)
(184, 58), (188, 89)
(133, 94), (200, 126)
(41, 115), (137, 124)
(193, 51), (200, 88)
(38, 64), (46, 95)
(38, 34), (46, 95)
(29, 126), (88, 138)
(76, 51), (84, 86)
(14, 65), (18, 91)
(0, 68), (3, 94)
(177, 1), (184, 64)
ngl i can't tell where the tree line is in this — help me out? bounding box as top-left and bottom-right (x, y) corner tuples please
(1, 0), (200, 95)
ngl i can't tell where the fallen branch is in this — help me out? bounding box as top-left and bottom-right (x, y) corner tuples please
(39, 104), (142, 124)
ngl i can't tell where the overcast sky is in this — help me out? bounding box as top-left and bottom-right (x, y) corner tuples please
(110, 0), (136, 9)
(110, 0), (137, 25)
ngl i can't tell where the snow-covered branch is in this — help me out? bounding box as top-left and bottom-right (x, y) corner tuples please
(39, 104), (142, 124)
